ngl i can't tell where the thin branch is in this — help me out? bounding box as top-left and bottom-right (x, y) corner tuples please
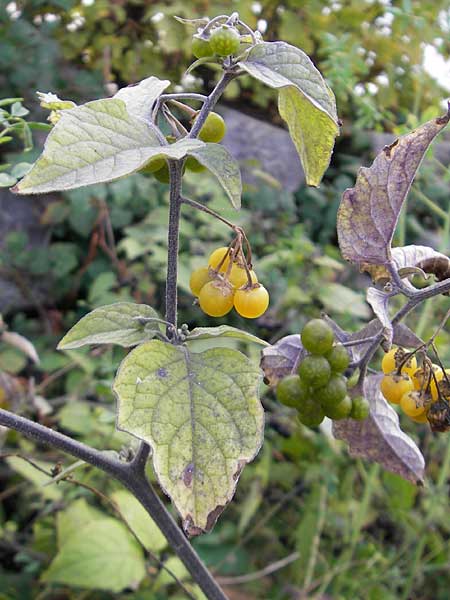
(181, 196), (237, 229)
(217, 551), (300, 585)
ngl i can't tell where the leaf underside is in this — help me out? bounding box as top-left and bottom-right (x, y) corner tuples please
(333, 375), (425, 485)
(240, 41), (339, 186)
(337, 107), (450, 266)
(113, 340), (264, 535)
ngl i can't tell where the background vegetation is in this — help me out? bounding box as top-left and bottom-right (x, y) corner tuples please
(1, 1), (450, 598)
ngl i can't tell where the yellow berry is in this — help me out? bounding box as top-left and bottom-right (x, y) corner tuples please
(234, 284), (269, 319)
(208, 246), (231, 272)
(381, 346), (417, 376)
(380, 374), (414, 405)
(228, 264), (257, 289)
(410, 412), (428, 424)
(400, 390), (427, 418)
(189, 266), (213, 297)
(198, 280), (234, 317)
(430, 368), (450, 401)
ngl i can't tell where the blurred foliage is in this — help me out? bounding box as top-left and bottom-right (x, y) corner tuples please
(1, 1), (450, 599)
(2, 0), (450, 129)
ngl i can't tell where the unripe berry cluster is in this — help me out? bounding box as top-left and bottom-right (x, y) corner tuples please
(276, 319), (369, 427)
(190, 245), (269, 319)
(380, 346), (450, 427)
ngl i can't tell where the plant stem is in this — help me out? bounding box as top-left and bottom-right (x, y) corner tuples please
(165, 162), (183, 334)
(0, 408), (229, 600)
(188, 72), (237, 139)
(181, 196), (236, 229)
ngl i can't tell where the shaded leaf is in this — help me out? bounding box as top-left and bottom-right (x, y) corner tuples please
(43, 499), (145, 592)
(240, 41), (339, 186)
(0, 173), (17, 187)
(111, 490), (167, 553)
(187, 325), (268, 346)
(337, 108), (450, 266)
(114, 76), (170, 122)
(57, 302), (160, 349)
(113, 340), (264, 535)
(187, 143), (242, 209)
(13, 99), (203, 194)
(366, 288), (393, 347)
(260, 334), (306, 387)
(332, 375), (425, 485)
(174, 15), (210, 28)
(6, 457), (61, 500)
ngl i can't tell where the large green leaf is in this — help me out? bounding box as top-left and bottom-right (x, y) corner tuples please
(43, 499), (145, 592)
(57, 302), (161, 349)
(13, 99), (203, 194)
(113, 76), (170, 122)
(113, 340), (264, 535)
(240, 41), (339, 186)
(187, 143), (242, 209)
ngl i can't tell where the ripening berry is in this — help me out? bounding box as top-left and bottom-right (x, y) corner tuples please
(276, 374), (307, 409)
(185, 156), (206, 173)
(380, 374), (414, 405)
(381, 346), (417, 376)
(325, 344), (350, 373)
(153, 162), (170, 183)
(297, 406), (325, 428)
(301, 319), (335, 355)
(234, 284), (269, 319)
(298, 355), (331, 388)
(140, 157), (165, 174)
(189, 266), (213, 297)
(198, 281), (234, 317)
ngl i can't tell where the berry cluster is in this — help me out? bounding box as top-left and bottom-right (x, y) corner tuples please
(192, 24), (242, 59)
(276, 319), (369, 427)
(190, 244), (269, 319)
(380, 346), (450, 426)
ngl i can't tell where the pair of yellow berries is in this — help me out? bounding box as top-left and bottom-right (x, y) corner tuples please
(380, 347), (449, 423)
(189, 246), (270, 319)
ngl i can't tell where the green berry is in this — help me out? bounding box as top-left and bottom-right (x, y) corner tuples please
(197, 112), (226, 143)
(277, 375), (304, 409)
(324, 395), (352, 420)
(192, 35), (213, 59)
(185, 156), (206, 173)
(326, 344), (350, 373)
(301, 319), (335, 355)
(350, 395), (370, 420)
(209, 25), (241, 56)
(316, 374), (348, 411)
(140, 157), (165, 174)
(153, 162), (170, 183)
(298, 355), (331, 388)
(297, 407), (325, 428)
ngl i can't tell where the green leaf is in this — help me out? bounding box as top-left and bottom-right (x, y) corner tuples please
(187, 143), (242, 209)
(10, 162), (32, 178)
(240, 41), (339, 186)
(11, 102), (29, 117)
(43, 499), (145, 592)
(187, 325), (269, 346)
(58, 302), (161, 349)
(111, 490), (167, 553)
(0, 97), (24, 107)
(13, 98), (204, 195)
(113, 340), (264, 535)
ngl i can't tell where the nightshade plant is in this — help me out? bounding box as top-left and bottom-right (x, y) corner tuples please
(1, 11), (450, 600)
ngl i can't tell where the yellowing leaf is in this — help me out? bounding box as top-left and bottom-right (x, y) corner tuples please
(113, 340), (264, 535)
(240, 41), (339, 186)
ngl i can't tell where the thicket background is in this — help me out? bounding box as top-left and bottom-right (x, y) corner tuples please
(1, 1), (450, 599)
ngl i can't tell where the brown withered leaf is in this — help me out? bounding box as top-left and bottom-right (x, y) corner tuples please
(260, 334), (306, 387)
(337, 107), (450, 267)
(333, 375), (425, 485)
